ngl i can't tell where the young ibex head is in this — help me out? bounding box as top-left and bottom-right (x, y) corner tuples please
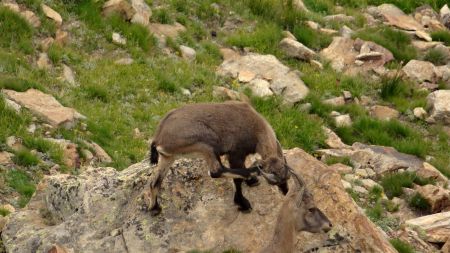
(256, 141), (291, 194)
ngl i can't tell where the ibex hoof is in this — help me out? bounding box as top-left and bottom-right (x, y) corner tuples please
(150, 203), (162, 216)
(245, 176), (260, 187)
(238, 206), (252, 213)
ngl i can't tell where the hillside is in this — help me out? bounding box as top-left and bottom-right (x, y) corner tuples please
(0, 0), (450, 252)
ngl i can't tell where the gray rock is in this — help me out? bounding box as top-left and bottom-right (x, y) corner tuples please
(247, 79), (273, 97)
(413, 107), (427, 120)
(354, 186), (368, 195)
(426, 90), (450, 125)
(370, 105), (399, 121)
(179, 45), (196, 61)
(279, 38), (316, 61)
(112, 32), (126, 45)
(402, 60), (438, 83)
(334, 114), (352, 127)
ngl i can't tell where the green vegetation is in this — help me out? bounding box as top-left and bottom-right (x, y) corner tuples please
(292, 25), (332, 50)
(389, 238), (415, 253)
(430, 30), (450, 46)
(152, 8), (174, 24)
(380, 76), (427, 113)
(423, 48), (448, 66)
(380, 172), (433, 199)
(0, 208), (10, 217)
(0, 7), (34, 53)
(12, 149), (39, 167)
(0, 78), (43, 92)
(354, 26), (417, 62)
(6, 170), (36, 207)
(324, 156), (352, 166)
(408, 193), (430, 212)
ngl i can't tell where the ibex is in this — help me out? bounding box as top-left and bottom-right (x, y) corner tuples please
(261, 170), (332, 253)
(144, 101), (291, 215)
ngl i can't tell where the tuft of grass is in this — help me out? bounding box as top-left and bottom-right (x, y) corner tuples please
(423, 48), (448, 66)
(354, 26), (416, 62)
(430, 30), (450, 46)
(408, 193), (430, 212)
(325, 156), (352, 166)
(13, 149), (39, 167)
(152, 8), (174, 24)
(368, 185), (383, 202)
(389, 238), (415, 253)
(251, 96), (325, 152)
(0, 7), (34, 53)
(380, 76), (409, 100)
(226, 22), (283, 55)
(47, 44), (64, 64)
(366, 201), (383, 221)
(292, 25), (332, 51)
(22, 136), (65, 167)
(379, 76), (428, 113)
(82, 85), (110, 102)
(6, 170), (36, 207)
(380, 172), (431, 199)
(0, 78), (43, 92)
(0, 208), (10, 217)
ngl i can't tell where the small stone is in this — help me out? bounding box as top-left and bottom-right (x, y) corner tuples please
(4, 99), (21, 112)
(329, 163), (353, 174)
(62, 64), (76, 86)
(90, 142), (112, 163)
(247, 79), (273, 97)
(415, 184), (450, 213)
(370, 105), (399, 121)
(340, 25), (353, 38)
(112, 32), (126, 45)
(330, 111), (341, 117)
(310, 60), (323, 69)
(0, 217), (8, 232)
(0, 204), (15, 214)
(41, 4), (62, 26)
(356, 52), (383, 61)
(322, 126), (350, 149)
(319, 28), (338, 35)
(341, 180), (352, 189)
(212, 86), (249, 102)
(21, 10), (41, 28)
(133, 128), (142, 138)
(344, 174), (358, 182)
(355, 168), (369, 178)
(6, 136), (22, 151)
(279, 38), (316, 61)
(27, 123), (36, 134)
(110, 228), (121, 237)
(282, 31), (296, 40)
(0, 152), (14, 165)
(413, 107), (427, 119)
(365, 168), (376, 177)
(334, 114), (352, 127)
(354, 185), (368, 194)
(37, 53), (51, 69)
(48, 244), (69, 253)
(238, 70), (256, 83)
(298, 103), (311, 112)
(361, 179), (379, 189)
(115, 58), (134, 65)
(179, 45), (196, 61)
(180, 88), (191, 97)
(306, 21), (320, 30)
(415, 30), (432, 42)
(354, 60), (364, 66)
(360, 42), (371, 54)
(40, 37), (54, 51)
(342, 91), (352, 101)
(220, 48), (240, 61)
(55, 30), (69, 46)
(81, 149), (94, 162)
(323, 96), (345, 106)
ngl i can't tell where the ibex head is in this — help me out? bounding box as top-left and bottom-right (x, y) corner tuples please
(258, 141), (291, 194)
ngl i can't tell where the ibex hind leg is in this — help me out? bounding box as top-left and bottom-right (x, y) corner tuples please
(229, 156), (252, 212)
(144, 155), (174, 216)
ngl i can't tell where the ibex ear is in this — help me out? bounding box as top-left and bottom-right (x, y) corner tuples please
(276, 140), (283, 157)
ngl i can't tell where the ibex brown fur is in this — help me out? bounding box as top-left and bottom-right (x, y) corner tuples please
(261, 171), (332, 253)
(145, 101), (291, 215)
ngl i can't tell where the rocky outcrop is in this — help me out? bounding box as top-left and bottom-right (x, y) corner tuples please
(426, 90), (450, 125)
(406, 212), (450, 243)
(2, 149), (396, 253)
(320, 37), (393, 76)
(217, 53), (309, 104)
(2, 89), (85, 127)
(414, 184), (450, 213)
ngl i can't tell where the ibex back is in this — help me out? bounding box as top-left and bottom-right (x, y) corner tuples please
(145, 101), (291, 215)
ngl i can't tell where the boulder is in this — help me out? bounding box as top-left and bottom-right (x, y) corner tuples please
(402, 60), (438, 83)
(179, 45), (196, 61)
(426, 90), (450, 125)
(0, 152), (14, 165)
(41, 4), (62, 26)
(417, 162), (448, 187)
(2, 89), (85, 127)
(279, 38), (316, 61)
(370, 105), (399, 120)
(377, 4), (423, 31)
(320, 37), (393, 76)
(413, 5), (446, 31)
(148, 22), (186, 39)
(414, 184), (450, 213)
(2, 149), (397, 253)
(103, 0), (151, 25)
(62, 64), (76, 86)
(406, 211), (450, 243)
(217, 54), (309, 104)
(317, 142), (425, 175)
(86, 141), (112, 164)
(212, 86), (249, 102)
(322, 126), (350, 149)
(334, 114), (352, 127)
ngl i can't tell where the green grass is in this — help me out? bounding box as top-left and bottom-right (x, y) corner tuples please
(325, 156), (352, 166)
(354, 26), (416, 62)
(0, 96), (31, 144)
(22, 136), (65, 167)
(0, 208), (10, 217)
(380, 172), (432, 199)
(431, 30), (450, 46)
(6, 170), (36, 207)
(0, 7), (34, 53)
(423, 48), (448, 66)
(152, 8), (174, 24)
(336, 117), (429, 158)
(408, 193), (430, 212)
(366, 201), (383, 220)
(226, 22), (283, 55)
(13, 149), (39, 167)
(251, 96), (325, 152)
(0, 77), (44, 92)
(389, 239), (415, 253)
(379, 76), (428, 113)
(292, 25), (332, 50)
(47, 44), (64, 64)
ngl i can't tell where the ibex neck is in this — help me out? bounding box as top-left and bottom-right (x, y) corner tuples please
(261, 201), (296, 253)
(256, 126), (281, 160)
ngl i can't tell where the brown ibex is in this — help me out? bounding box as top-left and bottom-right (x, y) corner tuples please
(145, 101), (291, 215)
(261, 170), (332, 253)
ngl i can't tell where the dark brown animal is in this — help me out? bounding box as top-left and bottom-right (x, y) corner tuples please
(145, 101), (291, 215)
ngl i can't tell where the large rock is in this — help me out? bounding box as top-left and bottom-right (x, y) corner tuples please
(0, 152), (14, 165)
(415, 184), (450, 213)
(406, 212), (450, 243)
(279, 38), (316, 61)
(320, 37), (393, 76)
(426, 90), (450, 125)
(402, 60), (439, 83)
(377, 4), (423, 31)
(102, 0), (151, 25)
(148, 22), (186, 39)
(2, 149), (396, 253)
(41, 4), (62, 26)
(2, 89), (85, 127)
(370, 105), (399, 121)
(217, 54), (309, 104)
(416, 162), (448, 187)
(441, 4), (450, 29)
(317, 142), (425, 175)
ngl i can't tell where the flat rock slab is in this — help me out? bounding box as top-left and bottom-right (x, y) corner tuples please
(2, 89), (84, 127)
(377, 4), (423, 31)
(317, 142), (424, 175)
(2, 149), (395, 253)
(406, 212), (450, 243)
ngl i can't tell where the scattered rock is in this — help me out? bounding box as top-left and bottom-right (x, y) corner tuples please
(115, 57), (134, 65)
(238, 70), (256, 83)
(355, 168), (369, 178)
(48, 244), (70, 253)
(344, 174), (358, 182)
(355, 52), (383, 61)
(281, 30), (296, 40)
(426, 90), (450, 125)
(402, 60), (438, 83)
(27, 123), (36, 134)
(21, 10), (41, 28)
(46, 139), (79, 168)
(415, 30), (432, 42)
(279, 38), (316, 61)
(334, 114), (352, 127)
(406, 211), (450, 243)
(41, 4), (62, 26)
(330, 163), (353, 174)
(342, 90), (352, 102)
(88, 141), (112, 163)
(413, 107), (427, 120)
(6, 136), (23, 151)
(441, 4), (450, 29)
(220, 48), (240, 61)
(417, 162), (449, 187)
(3, 89), (85, 127)
(112, 32), (127, 45)
(102, 0), (134, 21)
(323, 96), (345, 106)
(411, 40), (443, 52)
(321, 37), (393, 75)
(55, 30), (69, 46)
(377, 4), (424, 31)
(310, 59), (323, 69)
(319, 28), (338, 35)
(413, 5), (446, 31)
(361, 179), (379, 189)
(133, 128), (142, 138)
(354, 185), (368, 194)
(305, 20), (320, 30)
(0, 216), (8, 232)
(4, 98), (21, 112)
(415, 184), (450, 213)
(0, 152), (14, 165)
(37, 53), (51, 70)
(130, 0), (152, 25)
(323, 14), (355, 23)
(62, 64), (76, 86)
(179, 45), (196, 61)
(370, 105), (399, 120)
(341, 179), (352, 189)
(148, 22), (186, 39)
(180, 88), (191, 97)
(247, 79), (273, 97)
(40, 37), (54, 51)
(322, 126), (350, 149)
(217, 53), (309, 104)
(340, 25), (354, 38)
(212, 86), (249, 102)
(1, 204), (15, 214)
